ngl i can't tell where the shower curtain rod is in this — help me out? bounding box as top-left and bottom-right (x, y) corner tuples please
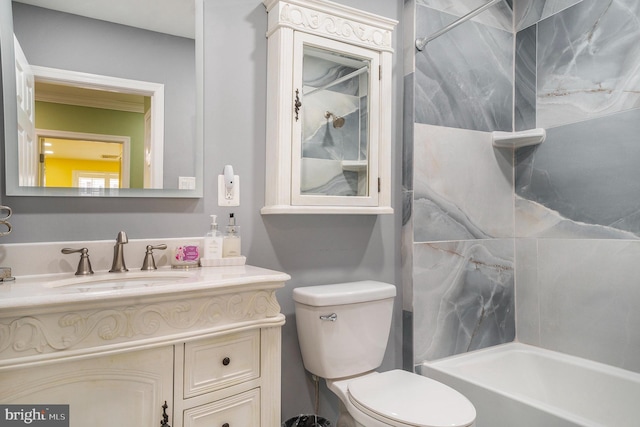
(415, 0), (502, 51)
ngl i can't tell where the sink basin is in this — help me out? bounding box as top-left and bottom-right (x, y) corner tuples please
(44, 271), (194, 291)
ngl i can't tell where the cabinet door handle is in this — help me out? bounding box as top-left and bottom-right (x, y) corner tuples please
(222, 357), (230, 366)
(294, 89), (302, 121)
(161, 401), (171, 427)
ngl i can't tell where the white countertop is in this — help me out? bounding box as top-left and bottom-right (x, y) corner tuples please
(0, 265), (291, 312)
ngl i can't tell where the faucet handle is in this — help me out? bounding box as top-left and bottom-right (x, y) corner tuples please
(116, 230), (128, 244)
(141, 244), (167, 270)
(62, 247), (94, 276)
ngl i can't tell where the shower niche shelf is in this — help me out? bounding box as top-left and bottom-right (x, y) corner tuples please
(261, 0), (397, 215)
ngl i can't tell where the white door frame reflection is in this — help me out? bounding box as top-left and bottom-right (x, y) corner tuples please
(37, 129), (130, 189)
(24, 64), (164, 189)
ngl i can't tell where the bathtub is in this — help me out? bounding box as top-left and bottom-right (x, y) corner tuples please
(420, 343), (640, 427)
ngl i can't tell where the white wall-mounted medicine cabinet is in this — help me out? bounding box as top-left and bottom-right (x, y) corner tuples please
(261, 0), (397, 214)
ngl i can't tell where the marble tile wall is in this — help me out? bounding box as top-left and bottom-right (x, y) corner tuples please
(514, 24), (536, 131)
(536, 0), (640, 128)
(413, 125), (513, 241)
(514, 0), (583, 31)
(514, 0), (640, 373)
(413, 239), (515, 362)
(406, 0), (640, 372)
(416, 0), (513, 31)
(406, 0), (516, 367)
(414, 3), (513, 132)
(516, 110), (640, 239)
(409, 123), (516, 364)
(516, 239), (640, 373)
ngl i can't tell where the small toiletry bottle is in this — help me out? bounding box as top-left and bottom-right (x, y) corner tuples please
(203, 214), (223, 261)
(222, 213), (241, 257)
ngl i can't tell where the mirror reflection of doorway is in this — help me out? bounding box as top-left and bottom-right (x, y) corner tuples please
(37, 131), (130, 189)
(13, 37), (164, 190)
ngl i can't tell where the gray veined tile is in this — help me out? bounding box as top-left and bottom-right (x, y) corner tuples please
(403, 189), (413, 228)
(413, 124), (514, 242)
(514, 0), (584, 31)
(515, 109), (640, 239)
(537, 0), (640, 128)
(413, 196), (486, 242)
(416, 0), (513, 32)
(514, 24), (537, 131)
(514, 238), (540, 345)
(515, 197), (638, 239)
(413, 240), (515, 362)
(415, 7), (513, 132)
(403, 73), (415, 191)
(536, 239), (640, 373)
(401, 202), (415, 312)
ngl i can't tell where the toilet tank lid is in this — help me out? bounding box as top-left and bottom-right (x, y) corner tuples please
(293, 281), (396, 306)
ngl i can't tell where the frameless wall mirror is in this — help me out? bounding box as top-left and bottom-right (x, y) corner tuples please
(0, 0), (203, 197)
(262, 0), (396, 214)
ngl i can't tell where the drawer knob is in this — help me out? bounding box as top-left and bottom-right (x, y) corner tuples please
(222, 423), (230, 427)
(222, 357), (230, 366)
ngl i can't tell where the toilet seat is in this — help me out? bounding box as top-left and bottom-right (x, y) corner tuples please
(347, 370), (476, 427)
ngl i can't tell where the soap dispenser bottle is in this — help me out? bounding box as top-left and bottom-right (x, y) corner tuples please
(203, 214), (223, 262)
(222, 213), (241, 257)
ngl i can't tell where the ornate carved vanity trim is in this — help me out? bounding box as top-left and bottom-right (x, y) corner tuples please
(0, 281), (284, 369)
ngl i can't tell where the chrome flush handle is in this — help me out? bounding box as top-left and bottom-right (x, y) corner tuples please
(319, 313), (337, 322)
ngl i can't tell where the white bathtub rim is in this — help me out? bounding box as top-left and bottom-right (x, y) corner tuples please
(420, 342), (640, 427)
(423, 367), (596, 427)
(424, 341), (640, 382)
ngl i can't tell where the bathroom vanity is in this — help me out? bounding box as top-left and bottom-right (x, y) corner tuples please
(0, 264), (288, 427)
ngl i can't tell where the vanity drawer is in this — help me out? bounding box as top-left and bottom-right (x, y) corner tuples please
(183, 330), (260, 398)
(183, 388), (260, 427)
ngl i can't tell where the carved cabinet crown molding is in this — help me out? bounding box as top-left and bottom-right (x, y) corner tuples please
(265, 0), (394, 51)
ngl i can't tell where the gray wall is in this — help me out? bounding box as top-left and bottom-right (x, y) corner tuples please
(0, 0), (404, 422)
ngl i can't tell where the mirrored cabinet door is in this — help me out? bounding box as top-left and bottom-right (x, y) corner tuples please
(292, 33), (379, 207)
(262, 0), (396, 215)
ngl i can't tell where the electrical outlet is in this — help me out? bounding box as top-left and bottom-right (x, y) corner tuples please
(218, 174), (239, 206)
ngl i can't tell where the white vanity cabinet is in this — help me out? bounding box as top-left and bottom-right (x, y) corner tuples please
(0, 265), (288, 427)
(176, 327), (283, 427)
(0, 346), (174, 426)
(261, 0), (397, 215)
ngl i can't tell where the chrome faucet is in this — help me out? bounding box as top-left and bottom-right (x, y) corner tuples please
(109, 231), (129, 272)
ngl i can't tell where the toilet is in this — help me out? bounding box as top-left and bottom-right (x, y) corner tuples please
(293, 281), (476, 427)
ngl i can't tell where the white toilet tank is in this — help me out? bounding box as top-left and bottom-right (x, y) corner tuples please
(293, 281), (396, 380)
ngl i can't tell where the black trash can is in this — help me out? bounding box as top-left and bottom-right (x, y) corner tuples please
(282, 414), (331, 427)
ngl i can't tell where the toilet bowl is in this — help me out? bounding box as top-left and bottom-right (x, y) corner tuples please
(329, 371), (475, 427)
(293, 281), (476, 427)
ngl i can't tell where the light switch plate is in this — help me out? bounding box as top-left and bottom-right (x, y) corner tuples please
(218, 174), (240, 206)
(178, 176), (196, 190)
